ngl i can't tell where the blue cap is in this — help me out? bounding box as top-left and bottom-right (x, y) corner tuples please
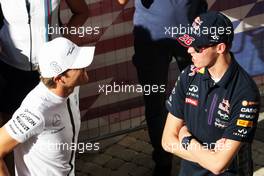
(177, 11), (234, 48)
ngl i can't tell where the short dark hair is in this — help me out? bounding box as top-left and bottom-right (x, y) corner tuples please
(40, 77), (56, 88)
(39, 69), (69, 88)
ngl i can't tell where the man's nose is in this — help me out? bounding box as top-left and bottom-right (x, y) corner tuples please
(187, 47), (195, 54)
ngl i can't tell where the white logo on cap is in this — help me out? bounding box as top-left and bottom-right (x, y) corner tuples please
(50, 61), (62, 74)
(211, 34), (219, 40)
(67, 44), (75, 56)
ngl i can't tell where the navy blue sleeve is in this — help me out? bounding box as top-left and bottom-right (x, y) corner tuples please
(222, 89), (260, 143)
(166, 66), (191, 119)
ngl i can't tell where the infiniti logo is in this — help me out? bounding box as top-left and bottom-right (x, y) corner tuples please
(189, 85), (198, 93)
(238, 129), (247, 134)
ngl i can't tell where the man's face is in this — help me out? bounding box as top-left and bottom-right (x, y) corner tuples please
(62, 68), (89, 87)
(187, 45), (218, 68)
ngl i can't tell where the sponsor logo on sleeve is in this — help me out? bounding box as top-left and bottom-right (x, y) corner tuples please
(9, 109), (42, 136)
(238, 128), (248, 134)
(236, 119), (253, 127)
(20, 113), (37, 126)
(233, 128), (248, 138)
(12, 119), (25, 134)
(242, 100), (259, 107)
(24, 109), (40, 120)
(8, 124), (17, 135)
(16, 116), (30, 132)
(239, 113), (255, 120)
(240, 107), (258, 114)
(185, 98), (198, 106)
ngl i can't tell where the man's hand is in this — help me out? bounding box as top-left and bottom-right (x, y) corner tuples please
(117, 0), (129, 5)
(64, 0), (89, 44)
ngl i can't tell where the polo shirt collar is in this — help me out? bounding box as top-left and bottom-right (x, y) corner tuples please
(39, 82), (67, 104)
(202, 52), (238, 88)
(215, 52), (238, 88)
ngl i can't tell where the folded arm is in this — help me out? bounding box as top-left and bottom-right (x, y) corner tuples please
(162, 113), (242, 175)
(162, 113), (197, 162)
(185, 132), (241, 174)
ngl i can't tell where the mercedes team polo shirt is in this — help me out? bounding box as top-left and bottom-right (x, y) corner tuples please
(4, 82), (81, 176)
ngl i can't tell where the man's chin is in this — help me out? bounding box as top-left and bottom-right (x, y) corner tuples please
(192, 62), (204, 69)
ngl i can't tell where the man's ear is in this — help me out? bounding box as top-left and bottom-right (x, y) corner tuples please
(216, 43), (227, 54)
(53, 75), (65, 85)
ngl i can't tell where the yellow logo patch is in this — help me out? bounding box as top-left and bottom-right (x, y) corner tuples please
(198, 67), (205, 74)
(236, 119), (253, 127)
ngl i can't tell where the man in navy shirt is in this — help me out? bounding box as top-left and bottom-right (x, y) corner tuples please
(162, 11), (260, 175)
(117, 1), (207, 175)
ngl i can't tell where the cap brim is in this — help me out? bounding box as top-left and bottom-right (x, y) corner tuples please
(70, 46), (95, 69)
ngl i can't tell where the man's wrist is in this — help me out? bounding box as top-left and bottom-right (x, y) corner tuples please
(181, 135), (195, 150)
